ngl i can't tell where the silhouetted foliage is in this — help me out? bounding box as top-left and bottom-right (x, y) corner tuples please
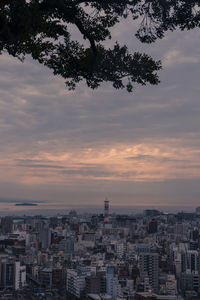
(0, 0), (199, 91)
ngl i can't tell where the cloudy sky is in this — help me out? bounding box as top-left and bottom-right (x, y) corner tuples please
(0, 18), (200, 211)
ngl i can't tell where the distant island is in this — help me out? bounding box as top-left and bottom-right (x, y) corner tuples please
(15, 203), (38, 206)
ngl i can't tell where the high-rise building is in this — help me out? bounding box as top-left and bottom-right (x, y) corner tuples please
(0, 258), (26, 290)
(1, 216), (13, 233)
(66, 269), (86, 299)
(139, 253), (159, 292)
(59, 237), (74, 256)
(148, 219), (158, 234)
(0, 259), (15, 289)
(85, 274), (106, 295)
(39, 226), (51, 250)
(181, 250), (199, 272)
(14, 261), (26, 290)
(116, 242), (126, 258)
(106, 266), (121, 299)
(39, 267), (52, 289)
(103, 199), (112, 229)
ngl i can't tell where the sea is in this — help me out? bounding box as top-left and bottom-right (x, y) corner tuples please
(0, 199), (196, 217)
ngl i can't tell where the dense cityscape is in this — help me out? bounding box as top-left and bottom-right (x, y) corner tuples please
(0, 200), (200, 300)
(2, 2), (200, 300)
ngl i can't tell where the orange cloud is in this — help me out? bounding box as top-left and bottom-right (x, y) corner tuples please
(0, 139), (200, 186)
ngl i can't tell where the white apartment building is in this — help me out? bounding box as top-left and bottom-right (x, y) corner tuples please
(66, 269), (86, 298)
(15, 262), (26, 290)
(106, 267), (121, 299)
(116, 243), (126, 258)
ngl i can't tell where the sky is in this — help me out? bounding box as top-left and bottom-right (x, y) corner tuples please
(0, 17), (200, 211)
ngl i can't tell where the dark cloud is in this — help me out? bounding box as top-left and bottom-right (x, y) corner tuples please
(62, 167), (113, 178)
(16, 159), (51, 163)
(126, 155), (191, 163)
(61, 167), (142, 178)
(17, 164), (66, 169)
(178, 165), (200, 169)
